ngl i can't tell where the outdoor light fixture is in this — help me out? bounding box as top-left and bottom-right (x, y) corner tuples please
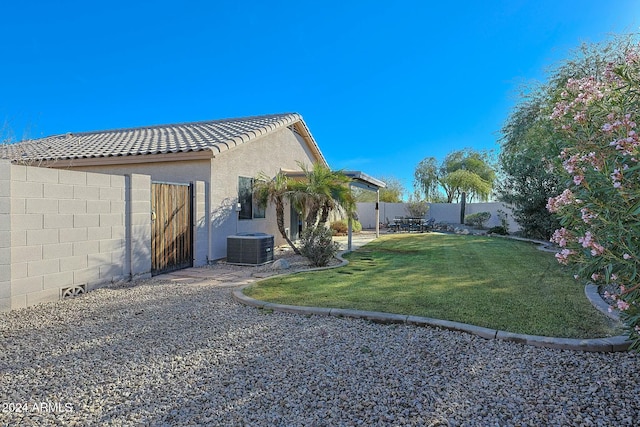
(235, 202), (242, 212)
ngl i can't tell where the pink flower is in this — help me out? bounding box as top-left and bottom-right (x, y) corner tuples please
(617, 300), (630, 311)
(623, 253), (632, 260)
(611, 169), (623, 188)
(580, 208), (597, 224)
(547, 189), (576, 213)
(579, 231), (594, 248)
(555, 249), (575, 265)
(578, 232), (605, 256)
(550, 228), (571, 247)
(573, 175), (585, 186)
(591, 242), (605, 256)
(563, 155), (579, 174)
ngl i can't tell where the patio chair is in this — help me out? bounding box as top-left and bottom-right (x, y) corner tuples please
(424, 218), (435, 232)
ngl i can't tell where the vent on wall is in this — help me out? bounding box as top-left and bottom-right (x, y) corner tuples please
(61, 284), (87, 299)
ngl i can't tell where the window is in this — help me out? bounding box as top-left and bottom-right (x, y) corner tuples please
(238, 177), (265, 220)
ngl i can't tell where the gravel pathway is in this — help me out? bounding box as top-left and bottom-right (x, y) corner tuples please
(1, 275), (639, 426)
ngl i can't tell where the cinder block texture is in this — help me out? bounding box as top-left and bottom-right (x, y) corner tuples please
(26, 166), (58, 183)
(193, 180), (208, 267)
(26, 289), (60, 307)
(86, 172), (111, 187)
(59, 169), (87, 185)
(26, 198), (58, 214)
(44, 183), (74, 199)
(0, 231), (9, 247)
(0, 162), (10, 310)
(12, 276), (44, 295)
(6, 165), (144, 309)
(44, 214), (73, 229)
(43, 271), (73, 290)
(0, 159), (12, 183)
(0, 197), (8, 215)
(11, 181), (42, 198)
(126, 174), (152, 279)
(10, 294), (26, 309)
(43, 243), (73, 259)
(11, 214), (44, 230)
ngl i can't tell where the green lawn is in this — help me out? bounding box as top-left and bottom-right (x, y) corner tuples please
(244, 233), (621, 338)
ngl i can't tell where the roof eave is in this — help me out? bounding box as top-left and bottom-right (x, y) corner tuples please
(31, 149), (215, 168)
(291, 119), (328, 168)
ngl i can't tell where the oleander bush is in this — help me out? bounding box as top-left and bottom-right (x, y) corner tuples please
(547, 43), (640, 350)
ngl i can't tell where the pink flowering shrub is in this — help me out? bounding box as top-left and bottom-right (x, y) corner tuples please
(548, 44), (640, 349)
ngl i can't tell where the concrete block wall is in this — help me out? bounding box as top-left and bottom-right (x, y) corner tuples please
(193, 180), (208, 266)
(0, 161), (11, 311)
(127, 174), (152, 280)
(1, 160), (155, 311)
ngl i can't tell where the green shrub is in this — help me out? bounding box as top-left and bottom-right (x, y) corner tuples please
(300, 226), (340, 267)
(487, 226), (509, 235)
(465, 212), (491, 229)
(329, 219), (362, 235)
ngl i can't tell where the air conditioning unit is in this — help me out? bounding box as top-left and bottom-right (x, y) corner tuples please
(226, 233), (274, 265)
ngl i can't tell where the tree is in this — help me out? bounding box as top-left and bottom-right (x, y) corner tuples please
(413, 157), (440, 202)
(497, 90), (563, 239)
(352, 175), (405, 203)
(253, 171), (301, 255)
(498, 35), (636, 239)
(414, 149), (496, 203)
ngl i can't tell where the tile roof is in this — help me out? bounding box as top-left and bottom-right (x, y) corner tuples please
(0, 113), (325, 164)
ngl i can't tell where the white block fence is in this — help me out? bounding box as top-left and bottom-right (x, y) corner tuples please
(356, 201), (521, 232)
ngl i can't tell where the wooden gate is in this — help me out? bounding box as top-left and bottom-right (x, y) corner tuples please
(151, 182), (193, 275)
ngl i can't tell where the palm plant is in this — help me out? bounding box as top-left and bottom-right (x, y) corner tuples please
(290, 162), (355, 228)
(253, 171), (301, 254)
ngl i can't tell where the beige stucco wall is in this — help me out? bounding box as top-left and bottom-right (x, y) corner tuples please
(209, 128), (319, 259)
(69, 158), (211, 185)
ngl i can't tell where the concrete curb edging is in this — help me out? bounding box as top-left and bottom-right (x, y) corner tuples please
(232, 286), (631, 352)
(585, 284), (620, 321)
(233, 247), (632, 352)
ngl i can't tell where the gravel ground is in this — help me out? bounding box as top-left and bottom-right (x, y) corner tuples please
(1, 269), (639, 426)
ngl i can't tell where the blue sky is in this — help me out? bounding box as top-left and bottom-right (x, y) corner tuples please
(1, 1), (638, 196)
